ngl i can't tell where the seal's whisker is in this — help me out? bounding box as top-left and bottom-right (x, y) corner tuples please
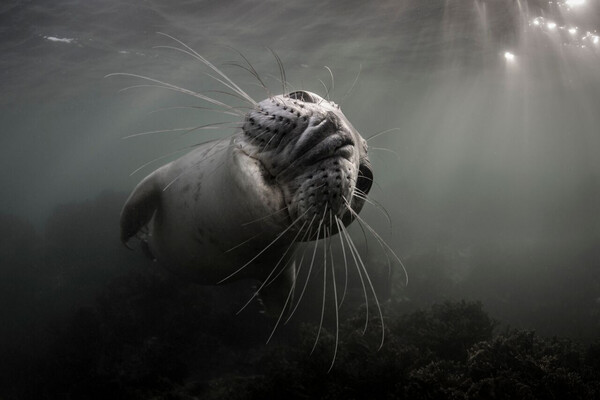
(241, 207), (288, 227)
(221, 62), (271, 96)
(117, 83), (244, 109)
(236, 220), (308, 315)
(118, 83), (251, 110)
(370, 146), (401, 159)
(355, 211), (394, 286)
(281, 222), (315, 325)
(162, 140), (238, 191)
(264, 73), (297, 94)
(266, 238), (311, 343)
(336, 216), (369, 334)
(340, 64), (362, 106)
(221, 50), (271, 97)
(352, 190), (392, 228)
(318, 80), (330, 104)
(343, 198), (408, 286)
(132, 139), (234, 177)
(204, 88), (258, 105)
(262, 128), (279, 150)
(184, 61), (255, 106)
(335, 215), (350, 308)
(217, 207), (312, 284)
(356, 173), (384, 195)
(324, 66), (335, 102)
(129, 147), (190, 176)
(111, 80), (239, 112)
(147, 105), (241, 118)
(366, 127), (402, 142)
(339, 219), (385, 350)
(155, 32), (257, 106)
(105, 73), (246, 116)
(328, 224), (340, 373)
(263, 217), (313, 289)
(267, 47), (287, 95)
(284, 208), (327, 324)
(123, 122), (237, 139)
(310, 218), (329, 355)
(353, 209), (370, 255)
(225, 231), (263, 253)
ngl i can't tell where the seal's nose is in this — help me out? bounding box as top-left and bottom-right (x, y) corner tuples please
(287, 90), (319, 103)
(323, 111), (340, 131)
(293, 111), (342, 154)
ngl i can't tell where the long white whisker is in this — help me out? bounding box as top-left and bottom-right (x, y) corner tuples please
(266, 239), (310, 343)
(324, 66), (334, 100)
(105, 73), (246, 116)
(263, 218), (313, 289)
(352, 191), (392, 228)
(340, 64), (361, 105)
(241, 207), (288, 226)
(267, 47), (287, 95)
(202, 86), (258, 105)
(123, 122), (237, 139)
(356, 215), (393, 292)
(162, 140), (236, 191)
(370, 147), (401, 159)
(336, 216), (350, 308)
(236, 220), (307, 315)
(366, 128), (401, 142)
(327, 214), (339, 373)
(130, 137), (232, 177)
(217, 207), (312, 284)
(225, 231), (263, 253)
(264, 73), (297, 93)
(262, 127), (279, 149)
(339, 220), (386, 350)
(336, 216), (369, 334)
(285, 208), (327, 324)
(147, 105), (241, 118)
(129, 147), (189, 176)
(343, 198), (408, 286)
(318, 79), (330, 103)
(155, 32), (257, 106)
(310, 220), (328, 355)
(282, 218), (315, 325)
(221, 48), (271, 97)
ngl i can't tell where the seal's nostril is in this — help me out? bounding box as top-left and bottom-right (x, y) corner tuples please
(287, 91), (318, 103)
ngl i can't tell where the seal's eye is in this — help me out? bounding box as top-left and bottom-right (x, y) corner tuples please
(287, 91), (319, 103)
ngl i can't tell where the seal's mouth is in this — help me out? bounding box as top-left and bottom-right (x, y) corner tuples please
(241, 140), (354, 186)
(334, 142), (354, 161)
(288, 135), (355, 170)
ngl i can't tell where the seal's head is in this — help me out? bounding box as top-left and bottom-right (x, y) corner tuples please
(236, 90), (372, 238)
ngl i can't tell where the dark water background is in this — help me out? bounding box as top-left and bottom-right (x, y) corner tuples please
(1, 0), (600, 398)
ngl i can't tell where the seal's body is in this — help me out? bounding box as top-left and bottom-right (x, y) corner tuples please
(120, 91), (373, 311)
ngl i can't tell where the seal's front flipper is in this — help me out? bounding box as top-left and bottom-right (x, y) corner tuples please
(120, 173), (160, 246)
(258, 261), (296, 317)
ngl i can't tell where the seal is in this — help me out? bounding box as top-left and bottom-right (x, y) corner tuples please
(120, 90), (373, 314)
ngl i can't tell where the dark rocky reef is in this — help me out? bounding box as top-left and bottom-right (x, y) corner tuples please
(203, 301), (600, 400)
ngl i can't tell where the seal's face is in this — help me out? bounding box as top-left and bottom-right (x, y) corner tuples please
(239, 90), (373, 238)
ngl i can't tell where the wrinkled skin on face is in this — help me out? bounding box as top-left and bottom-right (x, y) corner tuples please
(234, 91), (373, 239)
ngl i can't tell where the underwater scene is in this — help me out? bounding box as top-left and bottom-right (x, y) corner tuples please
(1, 0), (600, 398)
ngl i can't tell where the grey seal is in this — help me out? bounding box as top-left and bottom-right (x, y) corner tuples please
(120, 90), (373, 314)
